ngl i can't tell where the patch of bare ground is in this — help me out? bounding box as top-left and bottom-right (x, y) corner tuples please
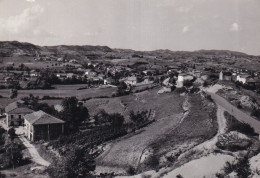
(140, 94), (218, 173)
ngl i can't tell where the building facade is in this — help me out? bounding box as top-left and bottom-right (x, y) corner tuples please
(24, 110), (65, 141)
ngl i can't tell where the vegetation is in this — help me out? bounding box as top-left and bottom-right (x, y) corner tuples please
(47, 146), (95, 178)
(59, 97), (89, 132)
(9, 89), (18, 99)
(224, 111), (257, 136)
(218, 157), (251, 178)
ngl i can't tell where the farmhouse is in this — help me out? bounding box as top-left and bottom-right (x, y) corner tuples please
(177, 73), (194, 82)
(124, 76), (137, 86)
(237, 74), (251, 84)
(5, 100), (34, 127)
(219, 71), (232, 81)
(104, 78), (113, 85)
(24, 110), (65, 141)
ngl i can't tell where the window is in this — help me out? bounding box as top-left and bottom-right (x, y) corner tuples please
(11, 115), (14, 119)
(19, 115), (22, 119)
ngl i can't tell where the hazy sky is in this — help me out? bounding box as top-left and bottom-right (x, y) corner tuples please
(0, 0), (260, 55)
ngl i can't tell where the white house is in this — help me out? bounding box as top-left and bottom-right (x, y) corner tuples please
(237, 74), (250, 84)
(177, 73), (194, 82)
(124, 76), (137, 86)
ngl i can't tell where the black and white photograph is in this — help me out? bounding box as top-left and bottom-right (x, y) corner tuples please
(0, 0), (260, 177)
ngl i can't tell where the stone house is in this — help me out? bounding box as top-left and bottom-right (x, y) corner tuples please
(219, 71), (232, 81)
(5, 100), (34, 127)
(24, 110), (65, 141)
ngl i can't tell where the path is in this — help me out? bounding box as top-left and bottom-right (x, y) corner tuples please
(192, 104), (226, 151)
(15, 127), (51, 167)
(0, 118), (50, 167)
(18, 135), (50, 167)
(207, 92), (260, 134)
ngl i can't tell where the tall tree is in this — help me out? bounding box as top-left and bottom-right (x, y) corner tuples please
(60, 97), (89, 131)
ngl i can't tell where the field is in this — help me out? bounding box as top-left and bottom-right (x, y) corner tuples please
(95, 89), (185, 173)
(84, 87), (184, 119)
(149, 95), (218, 164)
(0, 85), (117, 100)
(96, 94), (218, 174)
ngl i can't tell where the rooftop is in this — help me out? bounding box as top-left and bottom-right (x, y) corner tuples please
(5, 100), (34, 114)
(24, 110), (65, 125)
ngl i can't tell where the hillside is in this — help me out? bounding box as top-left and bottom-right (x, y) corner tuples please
(0, 41), (260, 70)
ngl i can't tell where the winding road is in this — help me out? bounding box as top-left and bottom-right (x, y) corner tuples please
(206, 92), (260, 134)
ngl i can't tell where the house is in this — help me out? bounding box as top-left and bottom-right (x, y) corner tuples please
(104, 78), (113, 85)
(30, 70), (40, 77)
(237, 74), (251, 84)
(192, 71), (201, 78)
(219, 71), (232, 81)
(24, 110), (65, 141)
(56, 73), (67, 80)
(66, 73), (75, 78)
(5, 100), (34, 127)
(124, 76), (137, 86)
(247, 78), (256, 87)
(86, 71), (97, 78)
(177, 73), (194, 82)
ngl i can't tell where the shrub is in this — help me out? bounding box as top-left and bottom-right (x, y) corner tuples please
(230, 122), (256, 136)
(8, 128), (16, 140)
(145, 155), (159, 169)
(127, 166), (136, 175)
(251, 108), (260, 119)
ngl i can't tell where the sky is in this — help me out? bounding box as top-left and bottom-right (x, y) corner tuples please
(0, 0), (260, 55)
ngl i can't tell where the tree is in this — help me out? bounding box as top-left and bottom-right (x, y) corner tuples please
(47, 146), (95, 178)
(109, 113), (124, 129)
(60, 97), (89, 132)
(8, 128), (16, 141)
(235, 157), (251, 178)
(10, 89), (17, 99)
(94, 109), (110, 125)
(129, 110), (148, 127)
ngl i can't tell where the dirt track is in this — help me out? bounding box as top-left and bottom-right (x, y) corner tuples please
(207, 92), (260, 134)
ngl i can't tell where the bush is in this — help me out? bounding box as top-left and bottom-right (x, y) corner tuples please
(127, 166), (136, 175)
(145, 155), (159, 169)
(230, 122), (256, 136)
(251, 108), (260, 119)
(8, 128), (16, 140)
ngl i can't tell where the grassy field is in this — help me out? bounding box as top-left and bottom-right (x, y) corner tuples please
(84, 87), (184, 120)
(146, 94), (218, 171)
(95, 89), (185, 172)
(0, 85), (117, 100)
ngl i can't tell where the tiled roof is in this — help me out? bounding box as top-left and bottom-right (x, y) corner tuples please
(24, 110), (65, 125)
(5, 100), (33, 114)
(8, 107), (34, 114)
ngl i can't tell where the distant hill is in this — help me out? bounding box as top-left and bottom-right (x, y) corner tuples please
(0, 41), (113, 58)
(0, 41), (255, 61)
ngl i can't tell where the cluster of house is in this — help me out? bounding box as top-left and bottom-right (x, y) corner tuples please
(219, 71), (260, 89)
(3, 100), (64, 142)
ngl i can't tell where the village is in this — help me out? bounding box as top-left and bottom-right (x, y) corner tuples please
(0, 46), (260, 177)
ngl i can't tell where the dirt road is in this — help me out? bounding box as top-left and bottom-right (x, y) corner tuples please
(207, 92), (260, 134)
(18, 135), (50, 167)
